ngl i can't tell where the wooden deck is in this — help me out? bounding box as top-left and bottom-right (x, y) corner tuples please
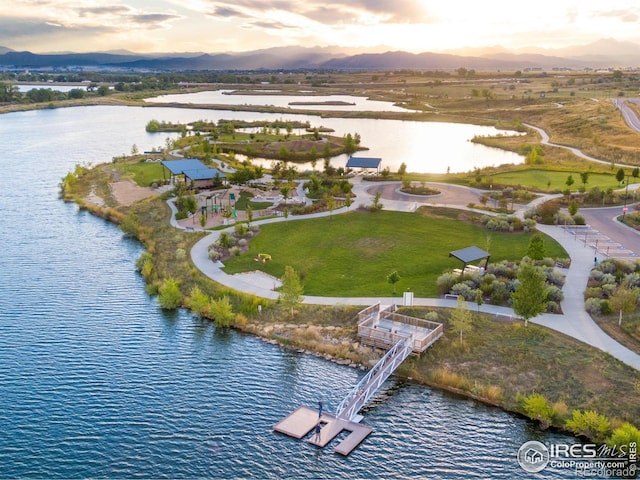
(357, 305), (443, 353)
(273, 406), (372, 456)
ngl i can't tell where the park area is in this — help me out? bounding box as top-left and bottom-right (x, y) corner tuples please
(221, 208), (567, 297)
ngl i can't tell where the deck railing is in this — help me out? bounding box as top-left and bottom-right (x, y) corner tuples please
(356, 306), (443, 353)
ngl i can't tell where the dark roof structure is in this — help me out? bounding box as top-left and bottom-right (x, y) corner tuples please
(345, 156), (382, 169)
(161, 159), (226, 181)
(449, 246), (491, 264)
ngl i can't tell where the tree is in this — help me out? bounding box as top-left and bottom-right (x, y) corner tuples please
(616, 168), (626, 184)
(580, 171), (590, 188)
(280, 184), (291, 205)
(565, 174), (575, 190)
(526, 234), (546, 260)
(386, 270), (400, 294)
(158, 277), (182, 309)
(512, 262), (548, 327)
(372, 191), (383, 211)
(450, 296), (472, 344)
(632, 167), (639, 180)
(609, 282), (639, 326)
(210, 295), (234, 327)
(326, 193), (336, 218)
(398, 162), (407, 176)
(279, 266), (303, 317)
(568, 200), (579, 217)
(475, 290), (484, 313)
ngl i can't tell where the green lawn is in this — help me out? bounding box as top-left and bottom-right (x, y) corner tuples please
(485, 169), (622, 192)
(222, 210), (567, 297)
(119, 162), (165, 187)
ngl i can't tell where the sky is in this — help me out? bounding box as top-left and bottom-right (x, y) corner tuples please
(2, 0), (640, 54)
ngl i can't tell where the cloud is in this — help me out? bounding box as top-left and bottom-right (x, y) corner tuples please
(595, 8), (639, 23)
(202, 0), (429, 25)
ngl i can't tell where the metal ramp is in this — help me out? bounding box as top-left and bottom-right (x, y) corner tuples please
(335, 335), (413, 422)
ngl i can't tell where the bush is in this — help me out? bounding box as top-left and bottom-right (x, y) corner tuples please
(437, 272), (459, 295)
(490, 281), (509, 304)
(607, 423), (640, 450)
(572, 213), (586, 225)
(521, 393), (555, 429)
(547, 286), (564, 303)
(450, 282), (474, 300)
(600, 300), (612, 315)
(158, 277), (182, 310)
(565, 410), (611, 443)
(585, 297), (603, 315)
(208, 249), (222, 262)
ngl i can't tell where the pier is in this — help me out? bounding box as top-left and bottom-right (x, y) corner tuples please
(273, 304), (443, 455)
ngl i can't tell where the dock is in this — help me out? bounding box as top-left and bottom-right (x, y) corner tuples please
(273, 304), (442, 456)
(273, 406), (372, 456)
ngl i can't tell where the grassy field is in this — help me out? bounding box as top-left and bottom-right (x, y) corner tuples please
(117, 161), (165, 187)
(484, 168), (623, 192)
(222, 208), (567, 297)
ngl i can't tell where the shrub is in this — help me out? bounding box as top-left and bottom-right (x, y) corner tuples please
(521, 393), (555, 429)
(547, 286), (564, 303)
(607, 423), (640, 450)
(237, 238), (248, 247)
(490, 281), (509, 304)
(451, 282), (474, 300)
(230, 246), (241, 256)
(584, 287), (604, 299)
(572, 213), (586, 225)
(208, 249), (222, 262)
(189, 285), (210, 317)
(437, 272), (459, 295)
(544, 267), (565, 287)
(547, 301), (561, 313)
(158, 277), (182, 310)
(424, 311), (440, 322)
(585, 297), (603, 315)
(600, 300), (612, 315)
(565, 410), (611, 443)
(210, 295), (234, 327)
(218, 231), (235, 248)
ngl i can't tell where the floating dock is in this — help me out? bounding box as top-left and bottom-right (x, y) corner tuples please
(273, 304), (442, 456)
(273, 406), (372, 456)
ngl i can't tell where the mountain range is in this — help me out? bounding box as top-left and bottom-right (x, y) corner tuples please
(1, 39), (639, 71)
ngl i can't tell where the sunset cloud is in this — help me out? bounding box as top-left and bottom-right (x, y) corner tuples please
(1, 0), (640, 54)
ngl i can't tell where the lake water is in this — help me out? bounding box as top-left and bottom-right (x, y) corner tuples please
(146, 90), (412, 112)
(149, 92), (525, 173)
(0, 106), (576, 479)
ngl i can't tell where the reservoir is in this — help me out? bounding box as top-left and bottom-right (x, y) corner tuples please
(0, 106), (574, 478)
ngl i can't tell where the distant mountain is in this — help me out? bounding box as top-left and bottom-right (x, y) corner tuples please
(1, 41), (640, 71)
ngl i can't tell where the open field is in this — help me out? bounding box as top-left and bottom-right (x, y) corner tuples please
(221, 208), (567, 297)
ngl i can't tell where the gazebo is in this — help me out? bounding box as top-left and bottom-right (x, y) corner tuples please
(449, 246), (491, 275)
(345, 156), (382, 174)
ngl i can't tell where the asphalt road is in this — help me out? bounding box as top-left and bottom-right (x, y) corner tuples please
(613, 97), (640, 132)
(582, 204), (640, 255)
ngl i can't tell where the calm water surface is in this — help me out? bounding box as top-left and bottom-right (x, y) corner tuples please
(0, 106), (576, 479)
(146, 91), (524, 173)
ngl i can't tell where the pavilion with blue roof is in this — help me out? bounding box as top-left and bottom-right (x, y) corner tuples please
(161, 159), (225, 189)
(345, 156), (382, 174)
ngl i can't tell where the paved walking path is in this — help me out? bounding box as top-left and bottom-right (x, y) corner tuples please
(188, 143), (640, 371)
(189, 177), (640, 370)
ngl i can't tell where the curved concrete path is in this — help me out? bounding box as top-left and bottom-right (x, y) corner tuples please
(187, 136), (640, 371)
